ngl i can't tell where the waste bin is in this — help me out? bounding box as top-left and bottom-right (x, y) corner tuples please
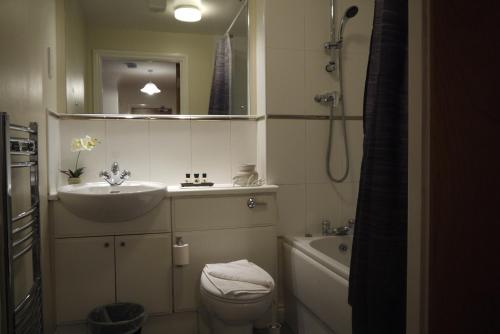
(87, 303), (146, 334)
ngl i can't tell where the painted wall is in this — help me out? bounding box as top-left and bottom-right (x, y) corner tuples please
(264, 0), (374, 236)
(0, 0), (57, 331)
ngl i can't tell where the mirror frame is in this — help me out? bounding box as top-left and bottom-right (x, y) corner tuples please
(92, 50), (189, 115)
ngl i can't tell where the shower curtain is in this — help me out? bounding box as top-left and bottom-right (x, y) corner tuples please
(208, 34), (232, 115)
(348, 0), (408, 333)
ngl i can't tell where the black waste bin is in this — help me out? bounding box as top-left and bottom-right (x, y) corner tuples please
(87, 303), (146, 334)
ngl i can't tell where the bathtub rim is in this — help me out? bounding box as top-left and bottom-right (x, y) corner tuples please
(283, 235), (351, 280)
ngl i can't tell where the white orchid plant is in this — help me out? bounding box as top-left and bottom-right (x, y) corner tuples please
(60, 136), (100, 179)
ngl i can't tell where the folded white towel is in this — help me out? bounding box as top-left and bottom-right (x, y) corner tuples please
(205, 259), (274, 288)
(203, 271), (271, 296)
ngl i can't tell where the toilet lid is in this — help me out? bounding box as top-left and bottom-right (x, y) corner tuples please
(200, 271), (272, 303)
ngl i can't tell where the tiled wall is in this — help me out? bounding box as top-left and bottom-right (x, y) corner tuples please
(265, 0), (374, 236)
(57, 119), (257, 187)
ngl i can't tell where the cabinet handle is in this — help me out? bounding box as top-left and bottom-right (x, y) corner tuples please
(104, 242), (110, 248)
(120, 242), (126, 247)
(247, 196), (267, 209)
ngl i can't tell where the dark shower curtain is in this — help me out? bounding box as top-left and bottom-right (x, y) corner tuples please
(348, 0), (408, 333)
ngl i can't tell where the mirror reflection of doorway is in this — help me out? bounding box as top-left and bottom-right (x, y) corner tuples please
(101, 58), (181, 115)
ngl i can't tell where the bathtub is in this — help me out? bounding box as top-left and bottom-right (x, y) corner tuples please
(282, 235), (352, 334)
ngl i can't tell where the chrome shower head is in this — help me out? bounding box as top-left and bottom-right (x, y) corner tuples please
(344, 6), (359, 19)
(338, 6), (359, 42)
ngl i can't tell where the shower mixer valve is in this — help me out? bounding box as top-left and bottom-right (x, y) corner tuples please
(314, 92), (338, 105)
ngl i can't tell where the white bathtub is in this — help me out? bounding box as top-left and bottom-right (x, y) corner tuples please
(282, 235), (352, 334)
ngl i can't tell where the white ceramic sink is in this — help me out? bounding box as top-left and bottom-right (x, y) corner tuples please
(58, 181), (167, 222)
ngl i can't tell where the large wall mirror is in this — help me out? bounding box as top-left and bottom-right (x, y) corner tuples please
(62, 0), (250, 115)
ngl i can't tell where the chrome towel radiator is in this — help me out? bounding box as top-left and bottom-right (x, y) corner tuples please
(0, 112), (43, 333)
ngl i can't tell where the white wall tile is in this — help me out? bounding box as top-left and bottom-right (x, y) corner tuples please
(60, 120), (106, 184)
(256, 119), (267, 181)
(266, 0), (305, 50)
(149, 120), (191, 186)
(276, 184), (307, 236)
(306, 182), (342, 235)
(106, 120), (150, 181)
(305, 0), (332, 51)
(266, 49), (305, 115)
(191, 121), (231, 184)
(230, 121), (257, 179)
(304, 50), (340, 116)
(342, 52), (369, 116)
(338, 181), (359, 225)
(267, 119), (306, 185)
(306, 119), (363, 184)
(48, 115), (60, 193)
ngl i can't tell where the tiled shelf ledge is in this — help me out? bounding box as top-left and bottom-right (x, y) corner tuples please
(48, 184), (278, 201)
(48, 110), (264, 121)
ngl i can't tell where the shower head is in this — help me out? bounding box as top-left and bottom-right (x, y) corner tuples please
(344, 6), (359, 19)
(338, 6), (359, 42)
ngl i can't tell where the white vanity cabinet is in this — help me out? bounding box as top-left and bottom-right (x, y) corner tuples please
(55, 233), (172, 323)
(53, 197), (173, 324)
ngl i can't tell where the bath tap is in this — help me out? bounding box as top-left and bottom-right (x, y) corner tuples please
(321, 219), (355, 236)
(99, 162), (131, 186)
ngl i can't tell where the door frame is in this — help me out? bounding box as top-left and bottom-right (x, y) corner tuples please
(92, 49), (189, 114)
(407, 0), (430, 333)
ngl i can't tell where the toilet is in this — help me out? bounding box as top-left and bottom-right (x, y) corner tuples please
(200, 263), (275, 334)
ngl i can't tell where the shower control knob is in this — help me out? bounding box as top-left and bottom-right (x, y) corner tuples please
(325, 61), (336, 72)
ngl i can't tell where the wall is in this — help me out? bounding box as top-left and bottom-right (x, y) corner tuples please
(264, 0), (374, 236)
(64, 0), (87, 114)
(0, 0), (57, 331)
(56, 119), (257, 189)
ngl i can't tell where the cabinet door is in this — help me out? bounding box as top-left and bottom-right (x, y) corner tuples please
(115, 234), (172, 314)
(55, 236), (115, 323)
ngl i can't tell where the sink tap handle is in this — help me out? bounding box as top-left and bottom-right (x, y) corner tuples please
(348, 219), (355, 229)
(321, 219), (332, 235)
(111, 162), (120, 174)
(99, 170), (111, 178)
(120, 170), (131, 180)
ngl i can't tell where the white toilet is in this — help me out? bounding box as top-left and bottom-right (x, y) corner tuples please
(200, 264), (275, 334)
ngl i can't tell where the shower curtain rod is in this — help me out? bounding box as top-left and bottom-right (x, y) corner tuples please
(224, 0), (248, 36)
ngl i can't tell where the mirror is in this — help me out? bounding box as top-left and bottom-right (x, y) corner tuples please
(63, 0), (250, 115)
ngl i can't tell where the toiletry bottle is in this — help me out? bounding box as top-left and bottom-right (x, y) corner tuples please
(193, 173), (200, 184)
(202, 173), (208, 184)
(185, 173), (191, 184)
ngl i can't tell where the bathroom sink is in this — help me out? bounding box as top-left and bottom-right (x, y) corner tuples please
(58, 181), (167, 222)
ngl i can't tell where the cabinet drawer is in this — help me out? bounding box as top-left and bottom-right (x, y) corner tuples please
(173, 194), (277, 231)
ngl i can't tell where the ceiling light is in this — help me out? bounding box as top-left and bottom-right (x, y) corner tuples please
(140, 82), (161, 95)
(174, 6), (202, 22)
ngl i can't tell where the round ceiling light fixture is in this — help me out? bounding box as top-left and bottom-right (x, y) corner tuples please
(174, 6), (202, 22)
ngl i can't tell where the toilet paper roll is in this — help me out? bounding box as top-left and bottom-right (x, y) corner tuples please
(173, 243), (190, 266)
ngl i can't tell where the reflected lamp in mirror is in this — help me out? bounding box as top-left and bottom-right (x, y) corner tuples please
(140, 82), (161, 96)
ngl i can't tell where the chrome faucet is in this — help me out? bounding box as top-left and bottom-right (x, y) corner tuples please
(99, 162), (131, 186)
(321, 219), (355, 236)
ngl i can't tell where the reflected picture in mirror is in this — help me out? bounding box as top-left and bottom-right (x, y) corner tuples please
(63, 0), (250, 116)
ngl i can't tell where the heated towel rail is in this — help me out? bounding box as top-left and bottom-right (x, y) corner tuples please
(0, 112), (43, 334)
